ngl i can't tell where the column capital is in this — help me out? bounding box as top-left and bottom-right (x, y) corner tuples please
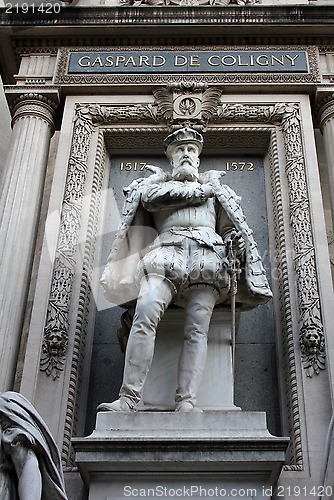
(317, 93), (334, 131)
(4, 87), (60, 129)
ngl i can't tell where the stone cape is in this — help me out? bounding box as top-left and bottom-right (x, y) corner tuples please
(100, 169), (272, 309)
(0, 392), (68, 500)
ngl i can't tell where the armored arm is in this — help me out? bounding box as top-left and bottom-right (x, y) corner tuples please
(141, 181), (213, 212)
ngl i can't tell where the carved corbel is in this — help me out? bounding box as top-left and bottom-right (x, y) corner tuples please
(152, 83), (223, 131)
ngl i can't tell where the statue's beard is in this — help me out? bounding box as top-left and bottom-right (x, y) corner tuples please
(172, 163), (199, 181)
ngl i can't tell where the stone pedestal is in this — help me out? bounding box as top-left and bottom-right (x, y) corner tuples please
(73, 412), (289, 500)
(140, 309), (239, 411)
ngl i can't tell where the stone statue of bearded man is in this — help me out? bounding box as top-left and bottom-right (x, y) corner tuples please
(99, 127), (272, 413)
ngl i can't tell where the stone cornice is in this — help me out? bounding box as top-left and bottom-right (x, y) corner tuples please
(1, 5), (334, 31)
(1, 5), (334, 79)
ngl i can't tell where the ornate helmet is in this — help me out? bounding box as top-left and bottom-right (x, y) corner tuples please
(164, 127), (203, 158)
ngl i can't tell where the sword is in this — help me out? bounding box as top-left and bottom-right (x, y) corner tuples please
(227, 232), (241, 378)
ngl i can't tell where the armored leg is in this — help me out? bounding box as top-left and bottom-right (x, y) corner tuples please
(175, 286), (218, 411)
(98, 275), (174, 411)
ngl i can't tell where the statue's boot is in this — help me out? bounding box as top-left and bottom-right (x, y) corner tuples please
(97, 397), (134, 412)
(98, 275), (174, 412)
(175, 285), (218, 412)
(175, 401), (203, 412)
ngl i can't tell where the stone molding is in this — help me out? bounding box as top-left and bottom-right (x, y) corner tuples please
(66, 0), (260, 4)
(54, 46), (319, 87)
(319, 46), (334, 52)
(62, 130), (107, 466)
(268, 130), (303, 471)
(11, 37), (334, 55)
(40, 98), (324, 470)
(103, 126), (270, 152)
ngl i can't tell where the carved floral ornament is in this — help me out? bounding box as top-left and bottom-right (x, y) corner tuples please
(40, 88), (325, 382)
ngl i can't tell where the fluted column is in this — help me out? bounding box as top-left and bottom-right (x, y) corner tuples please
(0, 92), (58, 391)
(319, 95), (334, 231)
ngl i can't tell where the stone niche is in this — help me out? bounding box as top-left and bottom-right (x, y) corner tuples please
(74, 126), (288, 499)
(86, 147), (280, 434)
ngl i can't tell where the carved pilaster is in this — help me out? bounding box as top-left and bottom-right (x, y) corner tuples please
(0, 90), (58, 391)
(40, 104), (94, 380)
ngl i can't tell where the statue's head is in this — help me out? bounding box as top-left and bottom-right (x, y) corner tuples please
(164, 128), (203, 181)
